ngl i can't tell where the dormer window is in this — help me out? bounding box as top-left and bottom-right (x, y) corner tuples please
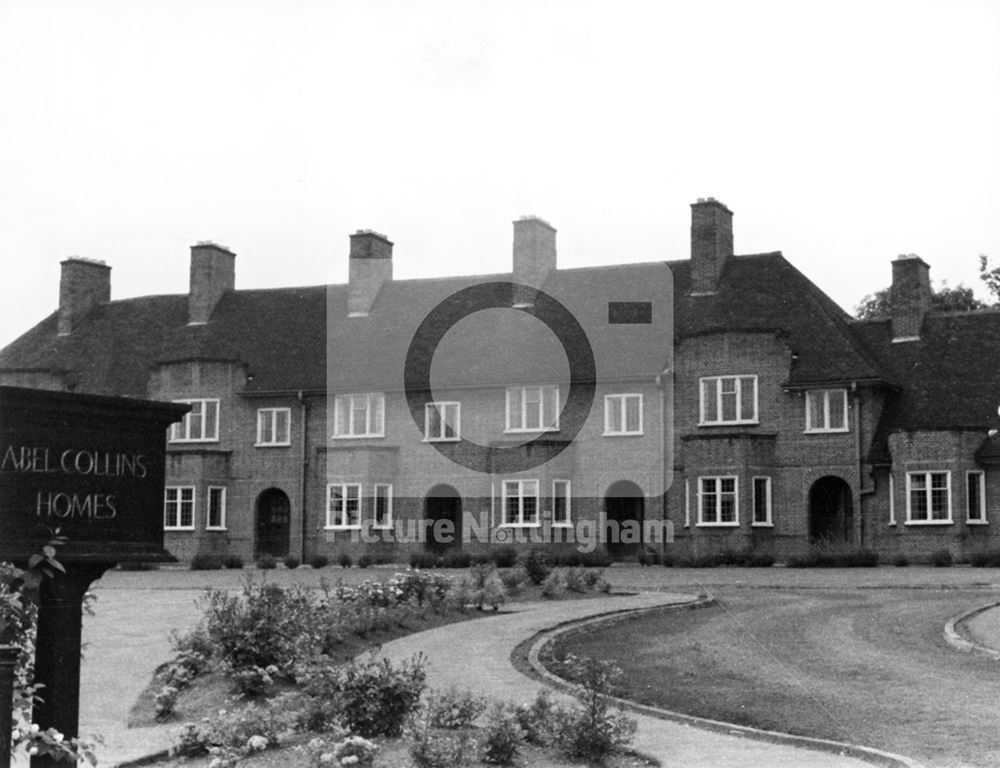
(805, 389), (848, 433)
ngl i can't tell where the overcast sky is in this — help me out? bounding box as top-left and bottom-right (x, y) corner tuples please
(1, 0), (998, 351)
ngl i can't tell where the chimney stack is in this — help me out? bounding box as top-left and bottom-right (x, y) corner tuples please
(58, 258), (111, 336)
(690, 198), (734, 295)
(512, 216), (556, 306)
(891, 254), (931, 342)
(348, 230), (393, 317)
(189, 242), (236, 325)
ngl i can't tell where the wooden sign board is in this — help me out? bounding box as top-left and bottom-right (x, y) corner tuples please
(0, 386), (188, 564)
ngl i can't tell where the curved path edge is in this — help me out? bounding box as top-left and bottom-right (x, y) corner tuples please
(943, 601), (1000, 659)
(524, 599), (926, 768)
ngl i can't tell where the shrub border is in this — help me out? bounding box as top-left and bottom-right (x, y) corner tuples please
(521, 598), (924, 768)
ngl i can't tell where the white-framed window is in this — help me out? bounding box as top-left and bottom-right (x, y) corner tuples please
(170, 399), (220, 442)
(327, 483), (362, 529)
(333, 393), (385, 438)
(424, 402), (460, 442)
(501, 479), (540, 526)
(374, 483), (393, 529)
(552, 480), (571, 526)
(699, 376), (757, 425)
(752, 476), (772, 526)
(805, 389), (849, 433)
(967, 471), (987, 524)
(604, 393), (643, 435)
(206, 486), (227, 530)
(889, 473), (896, 526)
(256, 407), (291, 446)
(164, 486), (195, 530)
(906, 471), (952, 524)
(506, 386), (559, 432)
(697, 476), (739, 526)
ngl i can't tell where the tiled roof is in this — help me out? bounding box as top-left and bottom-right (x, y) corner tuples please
(853, 311), (1000, 432)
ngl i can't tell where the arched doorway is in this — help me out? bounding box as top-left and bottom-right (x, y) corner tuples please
(256, 488), (291, 558)
(605, 481), (645, 560)
(425, 484), (462, 552)
(808, 476), (854, 544)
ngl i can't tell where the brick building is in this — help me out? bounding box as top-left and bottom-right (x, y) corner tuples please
(2, 199), (998, 563)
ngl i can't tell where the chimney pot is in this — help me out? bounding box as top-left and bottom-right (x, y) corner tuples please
(348, 230), (393, 316)
(58, 258), (111, 335)
(189, 242), (236, 325)
(689, 198), (734, 295)
(890, 254), (931, 342)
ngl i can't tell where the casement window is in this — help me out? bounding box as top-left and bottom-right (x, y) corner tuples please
(256, 408), (291, 446)
(164, 487), (195, 530)
(752, 477), (772, 526)
(374, 483), (393, 529)
(206, 486), (227, 530)
(170, 399), (220, 442)
(506, 386), (559, 432)
(333, 393), (385, 438)
(502, 479), (540, 526)
(967, 471), (987, 524)
(697, 476), (738, 526)
(805, 389), (849, 433)
(327, 483), (362, 529)
(552, 480), (571, 526)
(604, 394), (643, 436)
(424, 402), (460, 442)
(699, 376), (757, 425)
(906, 471), (952, 524)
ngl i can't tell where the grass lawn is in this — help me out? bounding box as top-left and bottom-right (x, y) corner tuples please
(545, 582), (1000, 768)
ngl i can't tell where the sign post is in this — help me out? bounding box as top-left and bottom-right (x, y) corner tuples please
(0, 386), (188, 768)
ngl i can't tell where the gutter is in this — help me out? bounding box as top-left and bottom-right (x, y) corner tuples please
(655, 366), (672, 557)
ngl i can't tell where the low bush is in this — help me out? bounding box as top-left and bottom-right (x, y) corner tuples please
(461, 564), (507, 610)
(190, 553), (224, 571)
(522, 548), (552, 585)
(336, 653), (426, 737)
(283, 556), (300, 569)
(563, 566), (590, 593)
(552, 656), (637, 762)
(303, 735), (378, 768)
(309, 554), (329, 569)
(492, 547), (519, 568)
(499, 566), (528, 595)
(338, 554), (353, 569)
(969, 549), (1000, 567)
(514, 690), (560, 746)
(930, 548), (953, 567)
(256, 555), (277, 570)
(357, 553), (373, 569)
(636, 547), (662, 566)
(441, 551), (473, 569)
(426, 687), (488, 729)
(786, 548), (879, 568)
(747, 553), (776, 568)
(408, 714), (477, 768)
(223, 555), (244, 569)
(482, 703), (524, 765)
(409, 552), (441, 570)
(541, 570), (566, 598)
(892, 553), (910, 567)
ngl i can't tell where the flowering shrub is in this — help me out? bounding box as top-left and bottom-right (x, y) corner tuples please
(171, 700), (292, 759)
(482, 703), (525, 765)
(407, 708), (477, 768)
(332, 735), (379, 766)
(460, 564), (507, 611)
(426, 687), (488, 729)
(335, 653), (427, 737)
(522, 548), (552, 585)
(552, 656), (637, 761)
(541, 570), (566, 598)
(514, 689), (563, 746)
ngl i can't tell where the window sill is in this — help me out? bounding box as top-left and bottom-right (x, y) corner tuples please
(697, 421), (759, 428)
(504, 428), (560, 435)
(169, 439), (220, 445)
(551, 522), (573, 528)
(164, 527), (196, 532)
(331, 434), (386, 440)
(903, 520), (953, 526)
(803, 428), (850, 435)
(372, 524), (394, 531)
(325, 525), (363, 531)
(966, 520), (989, 526)
(498, 523), (542, 528)
(423, 437), (461, 443)
(696, 522), (740, 528)
(255, 442), (291, 448)
(603, 431), (644, 437)
(751, 522), (774, 528)
(205, 526), (228, 532)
